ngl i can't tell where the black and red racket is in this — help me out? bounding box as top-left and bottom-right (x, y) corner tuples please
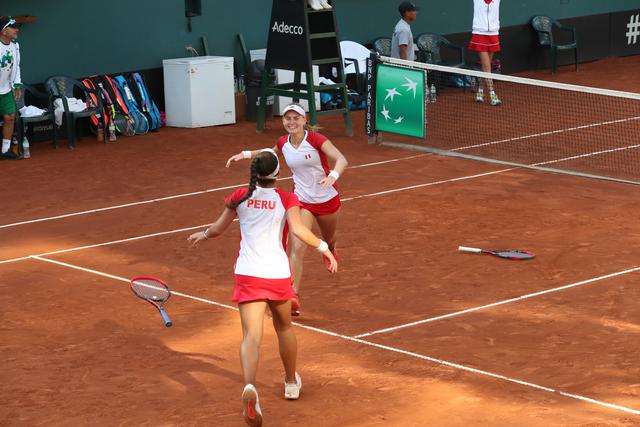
(130, 276), (173, 327)
(458, 246), (535, 260)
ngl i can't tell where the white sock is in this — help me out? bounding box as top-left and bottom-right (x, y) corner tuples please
(1, 139), (10, 153)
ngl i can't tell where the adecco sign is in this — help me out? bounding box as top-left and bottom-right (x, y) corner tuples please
(271, 21), (304, 35)
(266, 0), (310, 71)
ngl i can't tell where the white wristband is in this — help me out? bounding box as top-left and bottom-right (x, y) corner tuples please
(203, 229), (209, 239)
(328, 170), (340, 180)
(316, 240), (329, 253)
(242, 150), (252, 159)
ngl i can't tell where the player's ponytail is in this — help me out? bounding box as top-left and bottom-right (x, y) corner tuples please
(226, 150), (278, 209)
(227, 157), (261, 209)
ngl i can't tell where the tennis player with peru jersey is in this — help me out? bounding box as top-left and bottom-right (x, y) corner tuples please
(226, 103), (348, 316)
(189, 150), (337, 427)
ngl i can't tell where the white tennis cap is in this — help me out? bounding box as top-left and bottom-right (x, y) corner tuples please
(282, 104), (306, 116)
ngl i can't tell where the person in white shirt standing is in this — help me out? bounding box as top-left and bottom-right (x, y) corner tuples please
(391, 2), (419, 61)
(469, 0), (502, 106)
(189, 150), (337, 427)
(227, 104), (348, 317)
(0, 16), (22, 160)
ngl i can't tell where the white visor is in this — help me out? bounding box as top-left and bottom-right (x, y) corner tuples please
(259, 148), (280, 179)
(2, 19), (16, 30)
(282, 104), (306, 117)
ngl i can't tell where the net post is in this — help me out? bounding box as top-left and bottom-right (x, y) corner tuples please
(365, 52), (378, 141)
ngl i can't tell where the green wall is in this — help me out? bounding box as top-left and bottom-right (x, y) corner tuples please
(4, 0), (639, 83)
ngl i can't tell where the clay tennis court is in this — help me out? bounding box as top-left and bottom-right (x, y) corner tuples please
(2, 57), (639, 426)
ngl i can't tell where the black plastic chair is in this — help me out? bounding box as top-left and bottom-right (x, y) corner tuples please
(415, 32), (465, 68)
(415, 32), (467, 94)
(372, 37), (391, 57)
(340, 40), (370, 97)
(16, 84), (57, 153)
(44, 75), (103, 149)
(530, 15), (578, 74)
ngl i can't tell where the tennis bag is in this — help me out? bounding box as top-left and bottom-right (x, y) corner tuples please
(83, 75), (136, 137)
(124, 72), (161, 131)
(113, 75), (149, 135)
(81, 77), (108, 136)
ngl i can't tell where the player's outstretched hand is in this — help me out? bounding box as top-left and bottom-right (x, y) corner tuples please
(322, 250), (338, 273)
(226, 153), (245, 168)
(188, 231), (208, 247)
(319, 176), (336, 188)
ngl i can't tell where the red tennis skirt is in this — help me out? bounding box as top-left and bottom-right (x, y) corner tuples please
(300, 194), (341, 216)
(232, 274), (295, 304)
(468, 34), (501, 52)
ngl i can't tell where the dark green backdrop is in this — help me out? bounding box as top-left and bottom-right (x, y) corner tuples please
(4, 0), (640, 83)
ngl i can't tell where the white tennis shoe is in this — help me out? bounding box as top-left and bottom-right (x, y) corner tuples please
(320, 0), (332, 9)
(284, 372), (302, 400)
(489, 90), (502, 106)
(308, 0), (323, 10)
(475, 88), (484, 103)
(242, 384), (263, 426)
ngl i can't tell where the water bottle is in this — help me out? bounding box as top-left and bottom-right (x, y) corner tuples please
(10, 136), (19, 154)
(238, 74), (246, 94)
(108, 119), (117, 142)
(430, 84), (437, 103)
(22, 136), (31, 159)
(96, 122), (105, 142)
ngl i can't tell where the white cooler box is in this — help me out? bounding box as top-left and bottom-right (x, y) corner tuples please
(163, 56), (235, 127)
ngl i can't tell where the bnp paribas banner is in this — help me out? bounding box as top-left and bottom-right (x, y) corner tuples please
(374, 63), (426, 138)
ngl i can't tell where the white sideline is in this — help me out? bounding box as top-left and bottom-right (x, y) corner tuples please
(29, 255), (640, 417)
(0, 224), (212, 265)
(0, 154), (429, 230)
(354, 265), (640, 338)
(31, 255), (237, 312)
(0, 166), (514, 265)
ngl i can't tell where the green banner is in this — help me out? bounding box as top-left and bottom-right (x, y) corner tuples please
(375, 63), (426, 138)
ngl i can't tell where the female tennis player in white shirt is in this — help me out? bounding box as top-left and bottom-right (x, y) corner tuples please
(190, 149), (337, 427)
(226, 103), (348, 316)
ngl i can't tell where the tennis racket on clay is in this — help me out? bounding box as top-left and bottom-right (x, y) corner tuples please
(130, 276), (173, 327)
(458, 246), (535, 260)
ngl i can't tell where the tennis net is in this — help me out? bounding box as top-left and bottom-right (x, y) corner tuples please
(370, 56), (640, 185)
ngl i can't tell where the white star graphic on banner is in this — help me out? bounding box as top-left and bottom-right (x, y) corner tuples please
(381, 105), (391, 120)
(384, 87), (402, 101)
(401, 77), (418, 98)
(394, 116), (404, 124)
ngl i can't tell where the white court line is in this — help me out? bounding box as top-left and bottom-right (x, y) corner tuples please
(452, 116), (640, 153)
(0, 224), (211, 265)
(531, 143), (640, 167)
(28, 255), (640, 417)
(0, 154), (429, 230)
(0, 184), (252, 230)
(0, 166), (514, 265)
(31, 255), (237, 312)
(355, 265), (640, 338)
(341, 167), (515, 202)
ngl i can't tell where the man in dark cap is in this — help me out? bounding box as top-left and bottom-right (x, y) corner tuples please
(0, 16), (22, 159)
(391, 2), (419, 61)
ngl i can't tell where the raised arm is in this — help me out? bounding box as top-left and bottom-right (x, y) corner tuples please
(225, 145), (279, 168)
(318, 140), (348, 188)
(286, 206), (338, 272)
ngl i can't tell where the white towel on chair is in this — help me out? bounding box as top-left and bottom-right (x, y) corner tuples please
(53, 97), (87, 126)
(19, 105), (47, 118)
